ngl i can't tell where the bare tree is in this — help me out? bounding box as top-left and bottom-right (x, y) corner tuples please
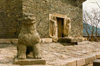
(95, 0), (100, 8)
(83, 9), (100, 41)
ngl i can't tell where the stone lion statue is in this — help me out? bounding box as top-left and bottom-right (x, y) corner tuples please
(17, 13), (41, 59)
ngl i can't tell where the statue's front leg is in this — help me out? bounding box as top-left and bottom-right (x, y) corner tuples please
(17, 44), (26, 59)
(33, 44), (41, 59)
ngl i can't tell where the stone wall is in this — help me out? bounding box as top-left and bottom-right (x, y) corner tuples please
(0, 0), (7, 38)
(0, 0), (84, 38)
(32, 0), (83, 38)
(0, 0), (22, 38)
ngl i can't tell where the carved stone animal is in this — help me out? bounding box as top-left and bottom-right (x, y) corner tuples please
(17, 13), (41, 59)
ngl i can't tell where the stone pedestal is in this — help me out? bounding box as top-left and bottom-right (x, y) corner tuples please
(14, 59), (46, 65)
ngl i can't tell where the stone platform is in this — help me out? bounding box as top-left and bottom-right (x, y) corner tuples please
(1, 41), (100, 66)
(14, 59), (46, 65)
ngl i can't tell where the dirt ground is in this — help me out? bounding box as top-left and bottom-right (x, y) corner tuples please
(0, 41), (100, 66)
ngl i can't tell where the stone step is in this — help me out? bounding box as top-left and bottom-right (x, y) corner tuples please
(13, 59), (46, 65)
(0, 64), (50, 66)
(93, 59), (100, 66)
(58, 37), (78, 45)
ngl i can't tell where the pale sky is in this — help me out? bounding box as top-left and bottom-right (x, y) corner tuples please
(83, 0), (100, 28)
(83, 0), (100, 11)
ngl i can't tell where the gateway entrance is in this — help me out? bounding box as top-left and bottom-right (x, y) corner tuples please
(57, 18), (64, 38)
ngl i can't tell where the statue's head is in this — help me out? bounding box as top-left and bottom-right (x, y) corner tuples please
(21, 13), (36, 24)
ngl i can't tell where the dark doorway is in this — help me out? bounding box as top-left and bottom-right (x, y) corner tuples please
(57, 18), (64, 38)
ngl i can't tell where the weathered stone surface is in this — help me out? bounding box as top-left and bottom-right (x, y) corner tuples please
(57, 37), (87, 44)
(49, 13), (71, 41)
(1, 41), (100, 66)
(41, 38), (52, 43)
(0, 39), (18, 44)
(76, 58), (85, 66)
(0, 0), (22, 38)
(85, 55), (96, 64)
(88, 63), (93, 66)
(0, 64), (49, 66)
(93, 59), (100, 66)
(85, 63), (93, 66)
(65, 59), (77, 66)
(14, 59), (46, 65)
(17, 13), (41, 59)
(34, 0), (83, 38)
(0, 0), (85, 38)
(96, 52), (100, 59)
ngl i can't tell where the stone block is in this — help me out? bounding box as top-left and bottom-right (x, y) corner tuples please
(85, 55), (96, 64)
(41, 38), (52, 43)
(96, 53), (100, 59)
(87, 63), (93, 66)
(84, 63), (93, 66)
(14, 59), (46, 65)
(76, 58), (85, 66)
(93, 59), (100, 66)
(65, 59), (77, 66)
